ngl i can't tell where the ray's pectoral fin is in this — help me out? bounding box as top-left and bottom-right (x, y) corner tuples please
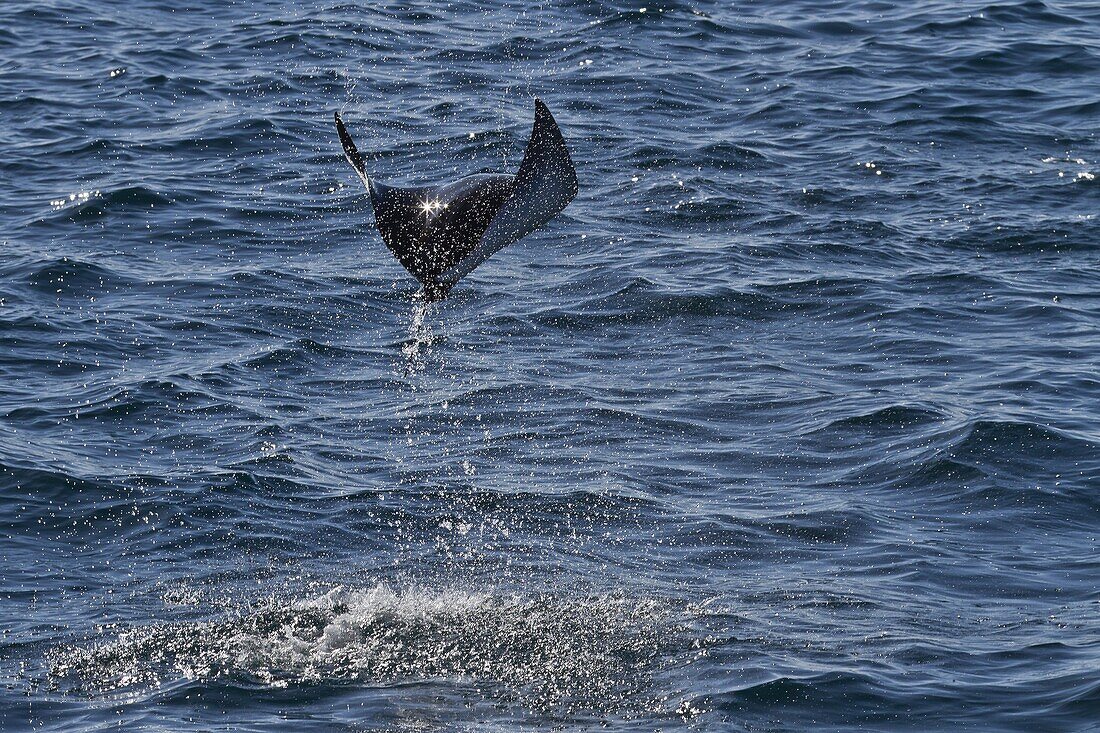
(334, 111), (370, 189)
(439, 99), (579, 288)
(334, 110), (394, 231)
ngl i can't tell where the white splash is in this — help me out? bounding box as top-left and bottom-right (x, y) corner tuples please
(47, 584), (670, 712)
(401, 301), (436, 373)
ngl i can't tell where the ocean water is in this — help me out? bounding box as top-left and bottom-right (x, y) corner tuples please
(1, 0), (1099, 730)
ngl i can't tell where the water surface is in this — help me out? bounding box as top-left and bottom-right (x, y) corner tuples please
(1, 1), (1099, 730)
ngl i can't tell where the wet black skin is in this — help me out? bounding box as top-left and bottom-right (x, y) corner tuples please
(334, 99), (577, 301)
(368, 175), (515, 300)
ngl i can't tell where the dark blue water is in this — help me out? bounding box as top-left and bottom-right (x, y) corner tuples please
(2, 1), (1099, 730)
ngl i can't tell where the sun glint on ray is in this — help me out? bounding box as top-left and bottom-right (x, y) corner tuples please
(420, 198), (446, 216)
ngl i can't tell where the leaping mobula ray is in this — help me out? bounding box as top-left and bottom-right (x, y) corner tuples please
(334, 99), (578, 301)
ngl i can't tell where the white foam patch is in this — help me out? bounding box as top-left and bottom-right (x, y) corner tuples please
(47, 585), (670, 711)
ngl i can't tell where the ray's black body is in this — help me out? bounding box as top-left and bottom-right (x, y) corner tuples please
(368, 175), (515, 297)
(335, 99), (578, 300)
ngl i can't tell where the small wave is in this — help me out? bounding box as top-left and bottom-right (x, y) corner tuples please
(950, 419), (1099, 474)
(238, 338), (362, 370)
(48, 585), (669, 712)
(42, 185), (173, 223)
(813, 405), (946, 434)
(20, 257), (137, 295)
(937, 220), (1099, 253)
(0, 458), (119, 502)
(695, 140), (771, 168)
(0, 94), (85, 112)
(980, 0), (1088, 28)
(878, 418), (1100, 507)
(909, 14), (987, 35)
(527, 278), (809, 329)
(715, 670), (884, 709)
(760, 509), (870, 545)
(952, 42), (1099, 75)
(801, 20), (874, 37)
(903, 456), (990, 487)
